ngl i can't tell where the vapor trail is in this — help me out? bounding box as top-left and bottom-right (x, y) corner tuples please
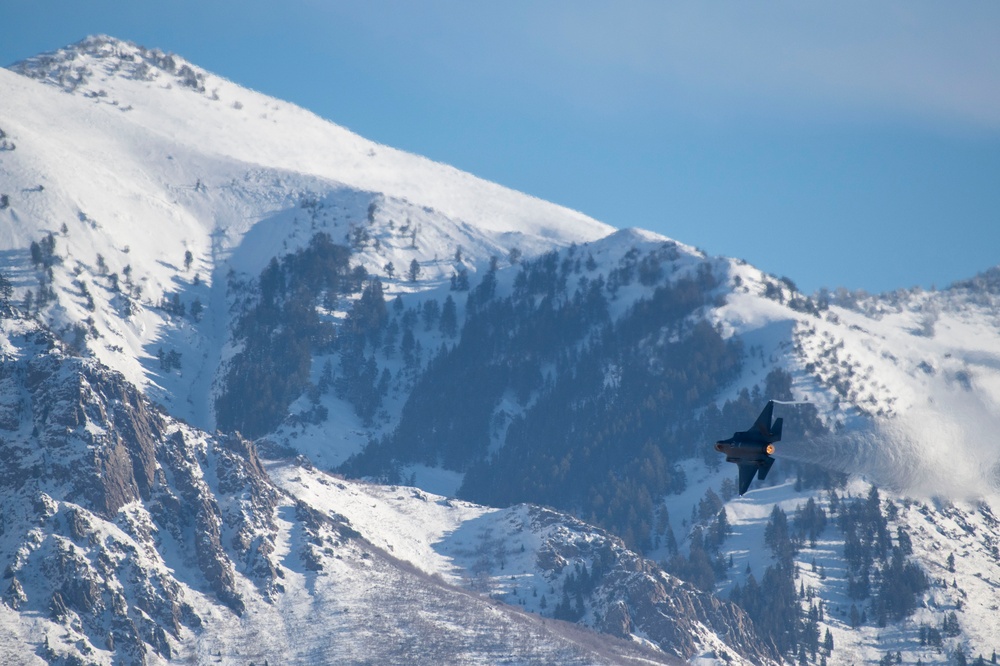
(775, 389), (1000, 500)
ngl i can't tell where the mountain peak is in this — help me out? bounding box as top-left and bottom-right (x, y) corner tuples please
(8, 34), (206, 95)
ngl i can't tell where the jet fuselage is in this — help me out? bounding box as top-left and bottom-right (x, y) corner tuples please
(714, 440), (775, 464)
(714, 400), (783, 495)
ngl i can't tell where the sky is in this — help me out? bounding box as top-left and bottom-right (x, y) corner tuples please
(3, 1), (999, 294)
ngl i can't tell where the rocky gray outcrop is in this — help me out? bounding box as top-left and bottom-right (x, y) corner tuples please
(0, 325), (280, 663)
(525, 505), (781, 664)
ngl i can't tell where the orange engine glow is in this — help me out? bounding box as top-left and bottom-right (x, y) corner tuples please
(765, 444), (775, 455)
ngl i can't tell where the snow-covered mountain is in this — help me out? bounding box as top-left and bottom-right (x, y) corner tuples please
(3, 35), (1000, 665)
(0, 34), (611, 426)
(0, 36), (773, 664)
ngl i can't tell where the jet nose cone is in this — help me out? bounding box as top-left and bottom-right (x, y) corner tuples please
(714, 442), (724, 451)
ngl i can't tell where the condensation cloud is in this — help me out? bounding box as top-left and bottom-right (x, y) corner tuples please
(779, 390), (1000, 499)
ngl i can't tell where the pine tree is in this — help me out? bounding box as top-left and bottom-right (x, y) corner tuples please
(421, 299), (440, 331)
(0, 271), (12, 303)
(440, 295), (458, 337)
(451, 268), (470, 291)
(401, 327), (416, 367)
(408, 258), (421, 282)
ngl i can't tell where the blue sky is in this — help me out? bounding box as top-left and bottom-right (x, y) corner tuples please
(3, 1), (999, 293)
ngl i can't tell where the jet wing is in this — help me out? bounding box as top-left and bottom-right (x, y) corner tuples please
(737, 463), (759, 496)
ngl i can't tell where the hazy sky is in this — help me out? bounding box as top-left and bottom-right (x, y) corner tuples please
(4, 1), (999, 293)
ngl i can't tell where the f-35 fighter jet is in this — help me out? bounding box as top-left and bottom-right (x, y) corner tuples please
(715, 400), (783, 496)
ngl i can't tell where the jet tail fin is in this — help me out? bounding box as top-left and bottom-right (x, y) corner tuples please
(739, 457), (776, 495)
(771, 417), (783, 442)
(752, 400), (775, 435)
(757, 456), (776, 482)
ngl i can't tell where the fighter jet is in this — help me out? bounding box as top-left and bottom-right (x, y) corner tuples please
(715, 400), (783, 496)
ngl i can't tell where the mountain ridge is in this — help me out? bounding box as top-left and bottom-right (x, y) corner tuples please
(7, 35), (614, 242)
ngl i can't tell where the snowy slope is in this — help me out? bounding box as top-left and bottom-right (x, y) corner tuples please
(7, 35), (611, 242)
(711, 261), (1000, 495)
(0, 35), (612, 428)
(269, 461), (778, 665)
(0, 312), (712, 665)
(663, 263), (1000, 664)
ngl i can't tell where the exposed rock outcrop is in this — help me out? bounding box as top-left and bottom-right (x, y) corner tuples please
(0, 330), (281, 662)
(526, 506), (781, 664)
